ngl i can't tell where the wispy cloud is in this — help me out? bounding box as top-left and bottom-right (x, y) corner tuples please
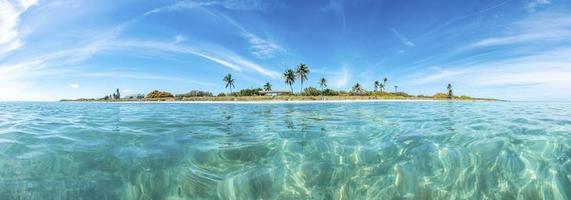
(114, 39), (280, 78)
(200, 7), (285, 59)
(0, 60), (61, 101)
(527, 0), (550, 12)
(331, 67), (350, 88)
(69, 83), (79, 88)
(78, 72), (216, 86)
(149, 1), (285, 59)
(242, 32), (284, 59)
(1, 1), (283, 100)
(145, 0), (273, 15)
(408, 48), (571, 100)
(321, 0), (346, 28)
(390, 28), (415, 47)
(466, 13), (571, 49)
(174, 34), (187, 43)
(422, 0), (511, 37)
(0, 0), (38, 56)
(411, 67), (472, 85)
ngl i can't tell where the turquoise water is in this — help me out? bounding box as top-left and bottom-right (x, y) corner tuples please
(0, 102), (570, 199)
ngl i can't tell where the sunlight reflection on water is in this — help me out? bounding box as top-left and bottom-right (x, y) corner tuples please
(0, 102), (570, 199)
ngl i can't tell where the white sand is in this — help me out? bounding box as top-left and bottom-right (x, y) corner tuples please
(82, 99), (452, 104)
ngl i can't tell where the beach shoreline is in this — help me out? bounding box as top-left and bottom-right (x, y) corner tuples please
(62, 98), (500, 104)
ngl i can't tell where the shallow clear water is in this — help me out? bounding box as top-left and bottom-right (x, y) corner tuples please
(0, 102), (570, 199)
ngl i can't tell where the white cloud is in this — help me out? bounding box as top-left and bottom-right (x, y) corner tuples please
(390, 28), (415, 47)
(69, 83), (79, 88)
(0, 0), (38, 56)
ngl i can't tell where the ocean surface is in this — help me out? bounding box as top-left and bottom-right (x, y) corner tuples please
(0, 101), (570, 199)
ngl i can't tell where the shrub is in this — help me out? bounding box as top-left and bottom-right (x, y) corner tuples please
(177, 90), (213, 97)
(217, 92), (226, 97)
(457, 95), (473, 99)
(302, 87), (321, 96)
(146, 90), (174, 98)
(432, 93), (449, 99)
(393, 92), (411, 97)
(238, 88), (262, 96)
(338, 90), (350, 96)
(321, 89), (339, 96)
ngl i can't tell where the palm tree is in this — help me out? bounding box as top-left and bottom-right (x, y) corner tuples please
(283, 69), (296, 93)
(223, 74), (235, 93)
(374, 80), (380, 92)
(263, 82), (272, 91)
(352, 83), (365, 95)
(447, 83), (454, 99)
(394, 85), (398, 93)
(295, 64), (310, 93)
(319, 77), (327, 91)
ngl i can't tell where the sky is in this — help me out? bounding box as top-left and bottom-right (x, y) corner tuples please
(1, 0), (571, 101)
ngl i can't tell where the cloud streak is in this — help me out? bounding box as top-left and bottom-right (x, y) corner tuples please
(408, 48), (571, 100)
(390, 29), (415, 47)
(115, 40), (280, 78)
(149, 1), (285, 59)
(78, 72), (216, 86)
(527, 0), (550, 12)
(466, 13), (571, 49)
(0, 0), (38, 56)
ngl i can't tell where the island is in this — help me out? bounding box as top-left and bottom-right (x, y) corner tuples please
(61, 64), (498, 102)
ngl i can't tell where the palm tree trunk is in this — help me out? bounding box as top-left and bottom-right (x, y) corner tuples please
(300, 81), (304, 93)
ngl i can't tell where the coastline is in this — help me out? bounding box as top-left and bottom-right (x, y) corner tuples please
(62, 97), (500, 104)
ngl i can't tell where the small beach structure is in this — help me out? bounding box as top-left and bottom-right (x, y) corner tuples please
(258, 90), (291, 96)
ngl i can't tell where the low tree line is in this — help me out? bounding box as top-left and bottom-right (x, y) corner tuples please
(100, 63), (460, 100)
(220, 63), (457, 99)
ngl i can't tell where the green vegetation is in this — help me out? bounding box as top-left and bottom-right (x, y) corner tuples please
(263, 82), (272, 91)
(223, 74), (235, 93)
(351, 83), (366, 95)
(302, 87), (321, 96)
(176, 90), (213, 98)
(63, 63), (498, 102)
(283, 69), (296, 93)
(319, 78), (327, 92)
(146, 90), (174, 98)
(296, 63), (310, 93)
(236, 88), (263, 96)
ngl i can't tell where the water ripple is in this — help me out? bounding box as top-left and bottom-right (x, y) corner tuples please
(0, 102), (570, 199)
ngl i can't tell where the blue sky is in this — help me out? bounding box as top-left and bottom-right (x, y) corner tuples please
(1, 0), (570, 101)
